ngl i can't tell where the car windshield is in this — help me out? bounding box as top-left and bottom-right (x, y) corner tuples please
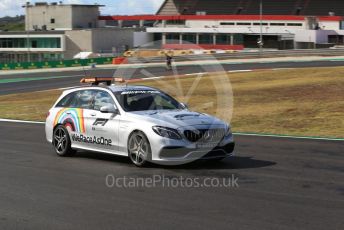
(114, 90), (182, 112)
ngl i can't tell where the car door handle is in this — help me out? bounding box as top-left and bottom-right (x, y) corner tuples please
(66, 112), (71, 115)
(90, 112), (97, 117)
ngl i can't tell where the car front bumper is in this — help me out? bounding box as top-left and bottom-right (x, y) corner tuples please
(149, 134), (235, 164)
(159, 142), (235, 159)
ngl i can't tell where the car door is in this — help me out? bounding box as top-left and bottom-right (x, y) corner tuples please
(86, 90), (120, 153)
(66, 89), (97, 150)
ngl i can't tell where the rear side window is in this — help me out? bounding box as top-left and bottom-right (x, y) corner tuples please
(55, 92), (76, 108)
(55, 90), (115, 110)
(69, 90), (96, 109)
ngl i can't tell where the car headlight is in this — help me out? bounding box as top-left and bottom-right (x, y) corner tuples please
(152, 126), (182, 140)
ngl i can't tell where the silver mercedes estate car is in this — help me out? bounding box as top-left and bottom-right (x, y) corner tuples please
(45, 78), (235, 166)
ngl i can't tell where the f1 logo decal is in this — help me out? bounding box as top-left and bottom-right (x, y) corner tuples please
(93, 118), (108, 127)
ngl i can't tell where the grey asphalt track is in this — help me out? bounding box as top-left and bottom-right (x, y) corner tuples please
(0, 121), (343, 230)
(1, 60), (344, 95)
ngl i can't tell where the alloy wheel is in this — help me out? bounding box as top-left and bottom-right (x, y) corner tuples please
(128, 132), (150, 166)
(53, 127), (68, 155)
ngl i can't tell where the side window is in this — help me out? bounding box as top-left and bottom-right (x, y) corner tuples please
(56, 92), (75, 108)
(154, 94), (177, 110)
(94, 91), (116, 111)
(69, 90), (96, 109)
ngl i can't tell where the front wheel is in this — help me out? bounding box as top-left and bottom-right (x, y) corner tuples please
(53, 125), (76, 157)
(128, 131), (151, 167)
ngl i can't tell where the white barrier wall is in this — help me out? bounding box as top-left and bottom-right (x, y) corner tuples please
(134, 32), (154, 47)
(318, 21), (340, 30)
(294, 30), (340, 43)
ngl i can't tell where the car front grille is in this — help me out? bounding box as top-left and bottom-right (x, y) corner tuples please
(184, 129), (226, 143)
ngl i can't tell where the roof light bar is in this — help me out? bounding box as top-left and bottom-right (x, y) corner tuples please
(113, 77), (126, 83)
(80, 77), (126, 86)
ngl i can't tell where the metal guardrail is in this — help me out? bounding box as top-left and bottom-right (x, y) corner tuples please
(127, 49), (344, 64)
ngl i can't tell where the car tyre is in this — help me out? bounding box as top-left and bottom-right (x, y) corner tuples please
(53, 125), (76, 157)
(128, 131), (151, 167)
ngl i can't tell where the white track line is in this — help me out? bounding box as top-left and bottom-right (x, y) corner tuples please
(272, 68), (293, 71)
(59, 86), (78, 90)
(185, 72), (206, 76)
(0, 118), (44, 124)
(228, 70), (253, 73)
(142, 76), (163, 80)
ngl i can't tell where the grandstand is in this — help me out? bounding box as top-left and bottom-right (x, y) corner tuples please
(99, 0), (344, 50)
(157, 0), (344, 16)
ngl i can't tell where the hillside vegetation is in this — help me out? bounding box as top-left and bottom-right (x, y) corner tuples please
(0, 15), (25, 31)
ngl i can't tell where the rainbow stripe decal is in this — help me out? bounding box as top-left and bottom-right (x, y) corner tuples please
(54, 108), (86, 133)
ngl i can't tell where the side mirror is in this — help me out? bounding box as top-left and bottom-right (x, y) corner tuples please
(100, 105), (119, 114)
(180, 103), (189, 109)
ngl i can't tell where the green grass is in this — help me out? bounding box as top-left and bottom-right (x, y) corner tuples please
(0, 66), (343, 138)
(0, 22), (25, 31)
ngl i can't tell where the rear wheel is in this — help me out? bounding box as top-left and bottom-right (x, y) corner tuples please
(53, 125), (76, 157)
(128, 131), (151, 167)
